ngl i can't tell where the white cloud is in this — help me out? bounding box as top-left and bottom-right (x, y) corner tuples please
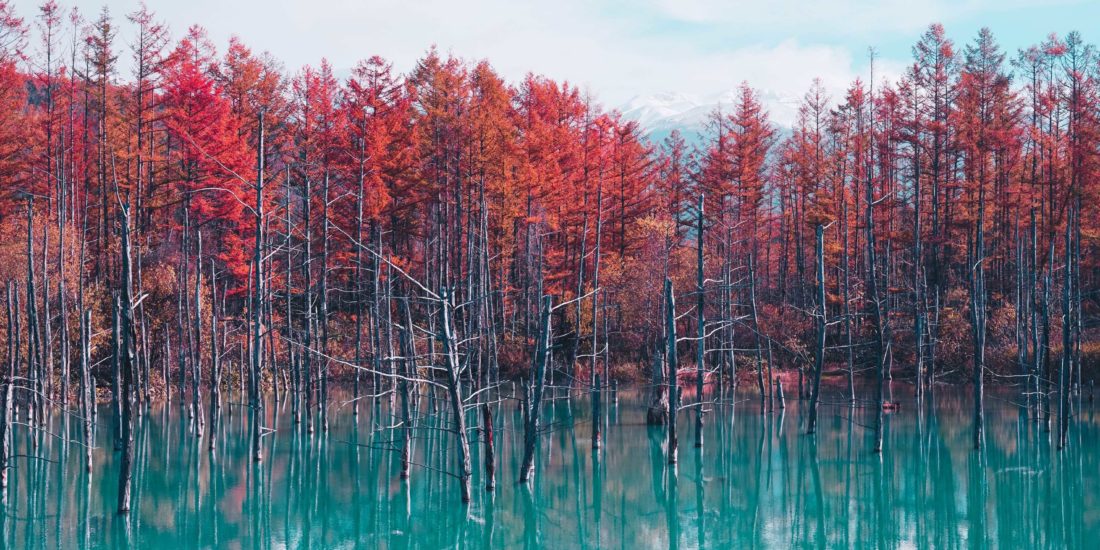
(645, 0), (1075, 34)
(5, 0), (1035, 128)
(260, 0), (896, 124)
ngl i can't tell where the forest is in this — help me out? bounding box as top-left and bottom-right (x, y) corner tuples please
(0, 0), (1095, 523)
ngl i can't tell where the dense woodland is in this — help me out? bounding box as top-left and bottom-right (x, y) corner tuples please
(0, 1), (1095, 508)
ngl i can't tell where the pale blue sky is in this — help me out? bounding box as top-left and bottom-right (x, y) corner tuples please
(10, 0), (1097, 116)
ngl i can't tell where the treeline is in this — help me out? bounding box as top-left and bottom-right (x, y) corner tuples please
(0, 3), (1093, 425)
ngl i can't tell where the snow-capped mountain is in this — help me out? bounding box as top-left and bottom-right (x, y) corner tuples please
(618, 92), (703, 129)
(619, 89), (801, 147)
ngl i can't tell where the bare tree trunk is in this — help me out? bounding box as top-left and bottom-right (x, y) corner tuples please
(590, 185), (604, 450)
(1058, 207), (1073, 450)
(749, 254), (767, 412)
(398, 297), (415, 481)
(665, 278), (679, 465)
(970, 181), (987, 451)
(302, 174), (314, 433)
(117, 200), (137, 515)
(647, 347), (668, 425)
(520, 295), (552, 485)
(808, 224), (827, 434)
(2, 282), (15, 488)
(25, 200), (43, 426)
(251, 112), (266, 463)
(1040, 243), (1053, 432)
(208, 261), (220, 453)
(80, 309), (92, 472)
(867, 143), (887, 454)
(694, 194), (705, 448)
(440, 288), (473, 502)
(353, 156), (366, 420)
(318, 170), (330, 433)
(913, 145), (925, 404)
(111, 295), (121, 450)
(482, 403), (495, 492)
(842, 197), (855, 404)
(191, 232), (205, 439)
(286, 166), (299, 425)
(58, 207), (70, 409)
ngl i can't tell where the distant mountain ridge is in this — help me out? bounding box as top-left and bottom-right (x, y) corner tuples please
(618, 89), (800, 148)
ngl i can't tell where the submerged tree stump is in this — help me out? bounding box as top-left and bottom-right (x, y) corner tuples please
(647, 345), (668, 425)
(647, 399), (669, 425)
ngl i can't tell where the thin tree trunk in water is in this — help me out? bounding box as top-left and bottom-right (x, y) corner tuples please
(723, 230), (736, 399)
(208, 261), (220, 453)
(842, 198), (855, 404)
(808, 224), (827, 435)
(1, 282), (14, 488)
(80, 309), (92, 472)
(1072, 196), (1082, 414)
(520, 295), (552, 485)
(866, 136), (887, 454)
(58, 206), (70, 409)
(749, 254), (766, 412)
(117, 200), (137, 515)
(571, 191), (589, 386)
(111, 296), (121, 450)
(694, 194), (705, 448)
(191, 232), (204, 439)
(11, 286), (20, 435)
(912, 146), (925, 404)
(398, 297), (415, 481)
(176, 275), (186, 407)
(41, 219), (53, 418)
(286, 166), (299, 425)
(353, 152), (366, 420)
(163, 332), (171, 406)
(482, 403), (495, 492)
(440, 288), (472, 502)
(970, 177), (987, 451)
(302, 175), (314, 433)
(139, 318), (149, 406)
(251, 112), (266, 463)
(25, 200), (42, 426)
(1040, 244), (1053, 432)
(590, 185), (603, 450)
(319, 170), (330, 433)
(665, 278), (679, 465)
(1058, 207), (1073, 450)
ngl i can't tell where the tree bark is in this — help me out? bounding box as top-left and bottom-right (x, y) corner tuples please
(807, 224), (827, 434)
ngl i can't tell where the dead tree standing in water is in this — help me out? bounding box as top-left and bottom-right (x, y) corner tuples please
(519, 295), (552, 485)
(439, 287), (472, 502)
(694, 194), (705, 449)
(80, 310), (93, 472)
(969, 177), (988, 451)
(116, 198), (138, 514)
(397, 296), (415, 481)
(191, 232), (204, 439)
(1058, 207), (1074, 450)
(807, 224), (827, 434)
(2, 282), (14, 489)
(208, 261), (221, 453)
(590, 182), (604, 451)
(250, 112), (266, 463)
(665, 278), (679, 465)
(748, 254), (767, 412)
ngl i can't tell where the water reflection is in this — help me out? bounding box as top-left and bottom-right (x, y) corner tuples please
(0, 386), (1096, 548)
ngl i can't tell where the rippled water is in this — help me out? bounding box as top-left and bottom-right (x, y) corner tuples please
(3, 384), (1097, 548)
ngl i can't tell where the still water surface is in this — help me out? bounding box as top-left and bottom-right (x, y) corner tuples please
(4, 385), (1097, 548)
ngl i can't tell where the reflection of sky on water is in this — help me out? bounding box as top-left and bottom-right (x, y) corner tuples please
(3, 385), (1095, 548)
